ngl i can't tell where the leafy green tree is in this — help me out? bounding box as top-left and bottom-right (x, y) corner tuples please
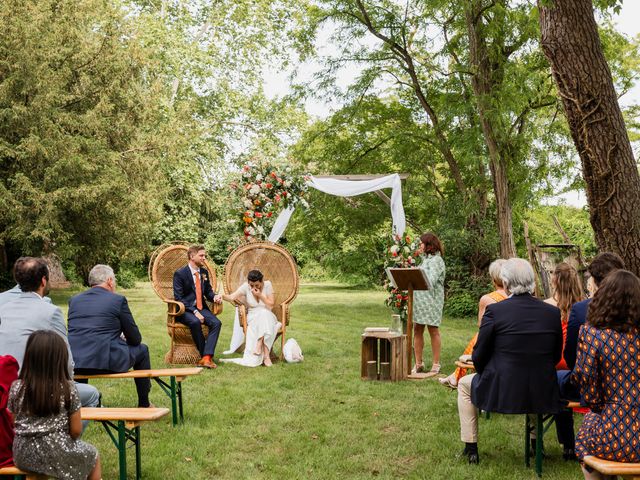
(0, 0), (168, 279)
(539, 0), (640, 274)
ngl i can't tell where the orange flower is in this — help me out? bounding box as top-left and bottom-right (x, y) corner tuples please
(243, 216), (252, 224)
(254, 199), (261, 205)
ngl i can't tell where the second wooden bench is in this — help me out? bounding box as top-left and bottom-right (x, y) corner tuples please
(75, 367), (202, 426)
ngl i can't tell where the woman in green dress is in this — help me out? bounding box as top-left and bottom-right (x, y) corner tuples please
(413, 232), (446, 374)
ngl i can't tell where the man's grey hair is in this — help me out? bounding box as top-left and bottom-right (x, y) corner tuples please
(488, 259), (507, 286)
(88, 264), (115, 287)
(500, 258), (536, 295)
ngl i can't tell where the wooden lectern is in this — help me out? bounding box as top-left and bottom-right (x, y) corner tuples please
(388, 268), (430, 375)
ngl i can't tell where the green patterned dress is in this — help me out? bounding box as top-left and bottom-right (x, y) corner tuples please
(413, 253), (445, 327)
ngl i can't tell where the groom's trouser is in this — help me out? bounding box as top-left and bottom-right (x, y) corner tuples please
(179, 309), (222, 357)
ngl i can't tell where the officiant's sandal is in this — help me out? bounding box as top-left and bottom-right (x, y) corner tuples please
(411, 363), (425, 374)
(429, 363), (441, 375)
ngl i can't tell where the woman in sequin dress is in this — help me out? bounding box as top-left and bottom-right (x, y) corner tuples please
(8, 330), (100, 480)
(412, 232), (445, 374)
(572, 270), (640, 480)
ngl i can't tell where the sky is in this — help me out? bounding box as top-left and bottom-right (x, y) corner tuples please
(263, 2), (640, 208)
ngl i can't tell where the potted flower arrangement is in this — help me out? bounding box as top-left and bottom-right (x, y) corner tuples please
(231, 159), (309, 241)
(384, 234), (421, 329)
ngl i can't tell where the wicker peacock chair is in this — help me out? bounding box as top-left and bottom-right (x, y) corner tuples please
(149, 242), (223, 364)
(224, 241), (299, 359)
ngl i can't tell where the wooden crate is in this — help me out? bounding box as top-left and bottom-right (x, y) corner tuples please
(361, 332), (408, 381)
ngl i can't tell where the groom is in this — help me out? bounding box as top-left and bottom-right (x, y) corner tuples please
(173, 245), (223, 368)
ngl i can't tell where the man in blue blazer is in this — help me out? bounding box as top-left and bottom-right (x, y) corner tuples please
(173, 245), (222, 368)
(68, 264), (152, 407)
(563, 252), (624, 370)
(457, 258), (563, 465)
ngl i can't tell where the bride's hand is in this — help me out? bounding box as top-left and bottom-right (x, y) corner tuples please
(251, 286), (262, 298)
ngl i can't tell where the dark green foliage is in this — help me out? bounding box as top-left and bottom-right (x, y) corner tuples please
(115, 268), (138, 290)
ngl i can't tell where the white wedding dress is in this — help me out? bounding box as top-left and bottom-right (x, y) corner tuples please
(222, 281), (281, 367)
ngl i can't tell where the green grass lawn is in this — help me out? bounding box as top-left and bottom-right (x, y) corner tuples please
(49, 282), (583, 479)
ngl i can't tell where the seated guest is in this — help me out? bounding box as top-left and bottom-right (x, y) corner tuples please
(573, 270), (640, 479)
(0, 355), (18, 468)
(173, 245), (223, 369)
(439, 259), (507, 388)
(221, 270), (281, 367)
(0, 257), (100, 421)
(564, 252), (624, 370)
(535, 263), (585, 460)
(69, 265), (152, 408)
(457, 258), (562, 464)
(556, 253), (625, 432)
(0, 257), (51, 307)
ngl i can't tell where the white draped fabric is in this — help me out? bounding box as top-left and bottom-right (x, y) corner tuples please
(224, 173), (406, 355)
(268, 173), (406, 243)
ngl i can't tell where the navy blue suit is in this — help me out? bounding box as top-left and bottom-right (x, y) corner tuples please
(68, 286), (151, 407)
(564, 298), (590, 370)
(471, 293), (563, 414)
(173, 265), (222, 357)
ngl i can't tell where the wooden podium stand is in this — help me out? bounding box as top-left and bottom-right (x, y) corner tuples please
(388, 268), (430, 378)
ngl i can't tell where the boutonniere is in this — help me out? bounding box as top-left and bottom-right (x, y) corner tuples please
(202, 274), (208, 283)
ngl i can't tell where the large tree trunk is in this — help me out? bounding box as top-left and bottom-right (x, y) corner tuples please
(539, 0), (640, 274)
(466, 1), (517, 259)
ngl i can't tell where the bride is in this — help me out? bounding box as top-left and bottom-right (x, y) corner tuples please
(221, 270), (281, 367)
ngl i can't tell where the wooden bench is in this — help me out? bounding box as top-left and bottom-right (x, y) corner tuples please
(0, 466), (48, 479)
(584, 456), (640, 479)
(524, 401), (586, 477)
(82, 407), (169, 480)
(75, 367), (202, 426)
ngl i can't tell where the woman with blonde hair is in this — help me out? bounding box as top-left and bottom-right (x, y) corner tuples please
(544, 262), (585, 370)
(439, 259), (507, 388)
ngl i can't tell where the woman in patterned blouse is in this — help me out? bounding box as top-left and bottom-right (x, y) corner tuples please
(573, 269), (640, 479)
(412, 232), (446, 375)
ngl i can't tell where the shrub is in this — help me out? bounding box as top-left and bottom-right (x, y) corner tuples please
(116, 268), (138, 289)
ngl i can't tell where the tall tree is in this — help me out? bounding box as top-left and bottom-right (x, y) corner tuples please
(298, 0), (563, 261)
(539, 0), (640, 274)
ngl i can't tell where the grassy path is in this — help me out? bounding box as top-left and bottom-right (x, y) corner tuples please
(50, 283), (582, 479)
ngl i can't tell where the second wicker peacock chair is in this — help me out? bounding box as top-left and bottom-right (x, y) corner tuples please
(224, 241), (299, 359)
(149, 242), (223, 364)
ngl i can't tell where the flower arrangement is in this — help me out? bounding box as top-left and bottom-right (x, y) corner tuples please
(384, 234), (421, 320)
(231, 160), (310, 241)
